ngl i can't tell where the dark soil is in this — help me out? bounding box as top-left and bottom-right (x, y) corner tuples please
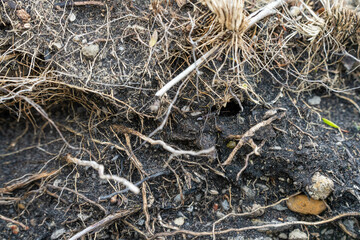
(1, 0), (360, 239)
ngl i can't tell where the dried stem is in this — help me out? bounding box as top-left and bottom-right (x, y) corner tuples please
(68, 209), (139, 240)
(223, 111), (285, 166)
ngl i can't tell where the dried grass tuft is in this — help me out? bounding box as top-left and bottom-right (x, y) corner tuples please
(200, 0), (248, 32)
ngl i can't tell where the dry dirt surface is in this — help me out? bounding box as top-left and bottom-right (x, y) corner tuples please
(1, 0), (360, 239)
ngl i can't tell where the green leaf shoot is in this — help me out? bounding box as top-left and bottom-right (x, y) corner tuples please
(322, 118), (340, 129)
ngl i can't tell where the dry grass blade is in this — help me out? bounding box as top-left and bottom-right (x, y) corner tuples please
(0, 170), (59, 194)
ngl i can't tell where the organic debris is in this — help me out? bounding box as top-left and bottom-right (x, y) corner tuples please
(0, 0), (359, 239)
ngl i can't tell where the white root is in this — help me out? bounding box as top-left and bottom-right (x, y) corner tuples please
(155, 48), (216, 97)
(66, 154), (140, 194)
(114, 125), (216, 157)
(155, 0), (293, 97)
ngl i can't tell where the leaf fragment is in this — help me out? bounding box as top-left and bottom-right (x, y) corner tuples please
(149, 30), (158, 48)
(322, 118), (340, 129)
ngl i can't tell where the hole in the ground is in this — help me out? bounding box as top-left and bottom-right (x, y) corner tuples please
(212, 99), (241, 116)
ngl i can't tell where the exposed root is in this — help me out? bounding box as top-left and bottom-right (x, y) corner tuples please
(0, 214), (29, 230)
(65, 154), (140, 194)
(68, 209), (140, 240)
(46, 184), (107, 214)
(151, 212), (360, 239)
(99, 170), (169, 200)
(112, 125), (216, 158)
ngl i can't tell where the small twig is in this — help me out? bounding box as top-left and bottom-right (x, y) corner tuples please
(113, 125), (216, 157)
(46, 184), (107, 214)
(65, 154), (140, 194)
(99, 170), (169, 200)
(0, 214), (29, 230)
(54, 1), (105, 8)
(68, 209), (140, 240)
(288, 120), (317, 139)
(223, 112), (285, 166)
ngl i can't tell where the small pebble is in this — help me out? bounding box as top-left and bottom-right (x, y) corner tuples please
(255, 183), (269, 191)
(174, 194), (181, 203)
(195, 194), (202, 201)
(51, 228), (66, 240)
(68, 12), (76, 22)
(82, 44), (99, 59)
(306, 172), (334, 200)
(149, 100), (160, 113)
(241, 186), (255, 199)
(209, 189), (219, 195)
(190, 111), (202, 117)
(30, 219), (37, 227)
(181, 106), (190, 112)
(216, 211), (226, 219)
(221, 199), (230, 211)
(110, 195), (117, 204)
(308, 96), (321, 105)
(286, 216), (298, 222)
(51, 42), (62, 51)
(23, 23), (31, 29)
(325, 229), (334, 235)
(111, 155), (119, 161)
(289, 229), (307, 240)
(278, 233), (287, 239)
(53, 179), (61, 187)
(137, 219), (145, 226)
(77, 213), (91, 221)
(174, 217), (185, 226)
(18, 203), (25, 210)
(187, 205), (193, 212)
(271, 203), (288, 211)
(286, 194), (326, 215)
